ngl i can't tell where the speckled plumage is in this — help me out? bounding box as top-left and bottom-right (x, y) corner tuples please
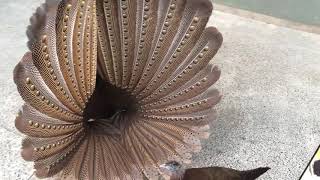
(13, 0), (223, 179)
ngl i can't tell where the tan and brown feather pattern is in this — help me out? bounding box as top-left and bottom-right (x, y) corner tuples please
(14, 0), (223, 179)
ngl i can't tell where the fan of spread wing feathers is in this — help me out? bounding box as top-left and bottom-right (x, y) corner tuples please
(13, 0), (223, 179)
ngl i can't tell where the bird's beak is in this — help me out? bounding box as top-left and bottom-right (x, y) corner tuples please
(159, 164), (171, 180)
(159, 163), (172, 174)
(159, 164), (167, 171)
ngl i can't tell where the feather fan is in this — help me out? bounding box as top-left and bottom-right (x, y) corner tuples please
(14, 0), (223, 179)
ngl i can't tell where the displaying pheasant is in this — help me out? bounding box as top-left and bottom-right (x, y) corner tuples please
(13, 0), (223, 179)
(160, 161), (270, 180)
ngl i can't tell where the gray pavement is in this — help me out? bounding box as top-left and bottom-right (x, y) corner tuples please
(0, 0), (320, 179)
(193, 11), (320, 180)
(0, 0), (40, 179)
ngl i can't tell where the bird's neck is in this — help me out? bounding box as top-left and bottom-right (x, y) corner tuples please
(170, 169), (185, 180)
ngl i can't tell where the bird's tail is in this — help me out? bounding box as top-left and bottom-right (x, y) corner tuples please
(240, 167), (270, 180)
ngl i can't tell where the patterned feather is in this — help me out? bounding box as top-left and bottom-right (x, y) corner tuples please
(14, 0), (223, 179)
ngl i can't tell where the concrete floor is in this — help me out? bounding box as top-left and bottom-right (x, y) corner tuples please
(193, 11), (320, 180)
(0, 0), (320, 179)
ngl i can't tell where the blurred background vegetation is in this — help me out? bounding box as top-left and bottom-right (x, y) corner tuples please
(215, 0), (320, 26)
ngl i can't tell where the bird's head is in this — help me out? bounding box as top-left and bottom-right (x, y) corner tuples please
(160, 161), (185, 179)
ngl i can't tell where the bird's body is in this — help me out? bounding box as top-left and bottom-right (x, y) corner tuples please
(160, 161), (270, 180)
(182, 166), (270, 180)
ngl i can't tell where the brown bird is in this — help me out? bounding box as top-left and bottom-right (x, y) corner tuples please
(14, 0), (223, 179)
(160, 161), (270, 180)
